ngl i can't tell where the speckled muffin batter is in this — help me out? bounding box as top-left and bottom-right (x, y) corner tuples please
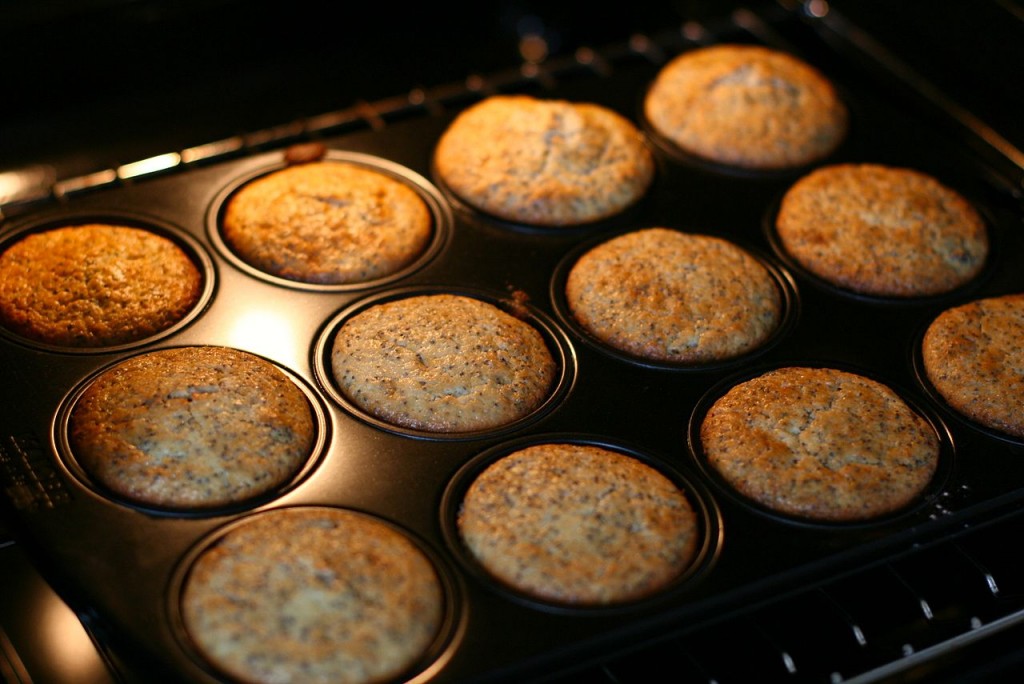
(700, 367), (939, 522)
(457, 443), (699, 605)
(433, 95), (655, 226)
(565, 228), (782, 363)
(69, 346), (314, 509)
(0, 224), (202, 347)
(331, 294), (556, 433)
(921, 293), (1024, 439)
(221, 161), (433, 284)
(644, 44), (848, 170)
(181, 507), (444, 684)
(775, 164), (988, 297)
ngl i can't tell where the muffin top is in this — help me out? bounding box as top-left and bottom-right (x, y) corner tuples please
(222, 161), (433, 284)
(921, 293), (1024, 439)
(700, 366), (940, 522)
(181, 507), (444, 684)
(0, 223), (202, 347)
(644, 44), (848, 170)
(331, 294), (556, 433)
(565, 228), (782, 363)
(775, 163), (988, 297)
(69, 346), (315, 509)
(457, 443), (699, 605)
(433, 95), (655, 226)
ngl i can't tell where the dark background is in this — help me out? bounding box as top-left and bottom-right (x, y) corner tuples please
(1, 0), (1021, 182)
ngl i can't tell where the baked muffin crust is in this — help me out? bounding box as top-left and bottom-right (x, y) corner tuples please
(331, 294), (556, 432)
(222, 161), (432, 284)
(776, 164), (988, 297)
(565, 228), (781, 363)
(644, 44), (848, 169)
(921, 293), (1024, 439)
(457, 443), (699, 605)
(700, 366), (939, 521)
(182, 507), (444, 684)
(69, 346), (314, 509)
(434, 95), (655, 226)
(0, 224), (202, 347)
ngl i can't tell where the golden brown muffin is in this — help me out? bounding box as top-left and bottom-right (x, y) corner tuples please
(433, 94), (655, 226)
(644, 44), (848, 170)
(69, 346), (315, 509)
(181, 507), (444, 684)
(457, 443), (699, 605)
(921, 293), (1024, 439)
(0, 224), (202, 347)
(331, 294), (556, 433)
(221, 161), (433, 284)
(775, 164), (988, 297)
(700, 366), (939, 522)
(565, 228), (782, 363)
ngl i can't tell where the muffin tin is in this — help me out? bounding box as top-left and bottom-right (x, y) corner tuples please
(2, 5), (1023, 683)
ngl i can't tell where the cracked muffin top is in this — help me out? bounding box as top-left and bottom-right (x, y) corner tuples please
(644, 44), (848, 170)
(433, 95), (655, 226)
(775, 163), (988, 297)
(221, 160), (433, 284)
(700, 366), (940, 522)
(565, 227), (782, 363)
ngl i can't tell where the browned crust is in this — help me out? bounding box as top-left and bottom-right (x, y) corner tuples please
(222, 161), (432, 284)
(700, 366), (939, 521)
(921, 293), (1024, 439)
(644, 44), (848, 169)
(0, 224), (202, 347)
(457, 443), (698, 605)
(565, 228), (781, 362)
(434, 95), (655, 226)
(776, 164), (988, 296)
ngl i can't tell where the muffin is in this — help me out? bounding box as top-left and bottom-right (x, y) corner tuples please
(565, 228), (782, 363)
(181, 506), (444, 684)
(0, 223), (202, 347)
(69, 346), (315, 509)
(775, 164), (988, 297)
(331, 294), (556, 433)
(921, 293), (1024, 439)
(433, 94), (655, 226)
(644, 44), (848, 170)
(221, 160), (433, 284)
(457, 443), (699, 605)
(700, 366), (940, 522)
